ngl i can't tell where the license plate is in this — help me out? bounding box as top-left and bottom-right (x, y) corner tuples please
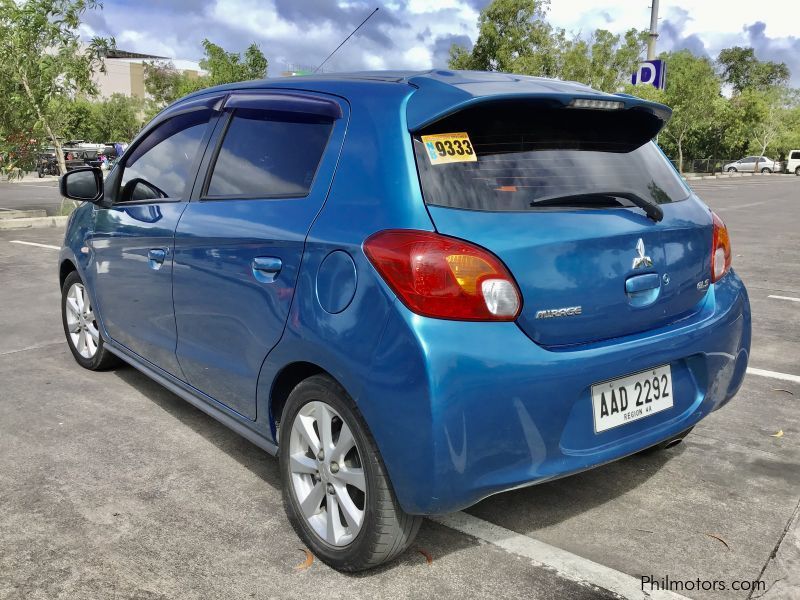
(591, 365), (674, 433)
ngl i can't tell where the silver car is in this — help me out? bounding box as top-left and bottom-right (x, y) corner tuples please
(724, 156), (779, 173)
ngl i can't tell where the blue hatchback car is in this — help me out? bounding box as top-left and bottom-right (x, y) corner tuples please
(58, 70), (751, 571)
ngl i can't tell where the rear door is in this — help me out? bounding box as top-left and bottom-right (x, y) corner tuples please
(172, 91), (347, 419)
(412, 99), (712, 348)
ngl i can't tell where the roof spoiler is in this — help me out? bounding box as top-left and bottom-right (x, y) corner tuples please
(406, 75), (672, 133)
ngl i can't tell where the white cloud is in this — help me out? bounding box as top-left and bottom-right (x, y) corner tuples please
(81, 0), (800, 85)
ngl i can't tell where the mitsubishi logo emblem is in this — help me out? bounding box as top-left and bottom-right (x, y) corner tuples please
(632, 238), (653, 269)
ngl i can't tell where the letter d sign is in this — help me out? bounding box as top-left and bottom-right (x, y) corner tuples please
(631, 60), (666, 90)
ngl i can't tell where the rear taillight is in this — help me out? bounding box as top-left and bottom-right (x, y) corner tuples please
(711, 211), (732, 282)
(364, 230), (521, 321)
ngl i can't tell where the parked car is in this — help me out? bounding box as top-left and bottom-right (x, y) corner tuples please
(58, 71), (751, 572)
(786, 150), (800, 175)
(723, 156), (779, 173)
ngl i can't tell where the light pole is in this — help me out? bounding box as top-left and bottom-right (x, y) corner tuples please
(647, 0), (660, 60)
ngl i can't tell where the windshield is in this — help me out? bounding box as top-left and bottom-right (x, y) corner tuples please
(412, 101), (689, 212)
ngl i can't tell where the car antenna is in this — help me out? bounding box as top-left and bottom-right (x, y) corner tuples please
(313, 7), (379, 73)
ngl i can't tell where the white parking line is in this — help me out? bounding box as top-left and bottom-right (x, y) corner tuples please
(746, 368), (800, 384)
(9, 240), (60, 250)
(433, 512), (689, 600)
(768, 295), (800, 303)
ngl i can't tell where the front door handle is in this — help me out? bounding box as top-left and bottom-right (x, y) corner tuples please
(251, 256), (282, 283)
(148, 248), (167, 270)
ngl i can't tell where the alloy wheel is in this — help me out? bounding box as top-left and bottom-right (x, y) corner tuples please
(288, 400), (367, 546)
(65, 282), (100, 359)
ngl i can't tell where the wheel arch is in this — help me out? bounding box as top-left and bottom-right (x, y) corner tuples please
(59, 258), (78, 288)
(269, 361), (329, 440)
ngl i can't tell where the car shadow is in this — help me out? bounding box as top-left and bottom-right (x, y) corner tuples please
(112, 363), (680, 573)
(466, 445), (680, 533)
(113, 365), (282, 492)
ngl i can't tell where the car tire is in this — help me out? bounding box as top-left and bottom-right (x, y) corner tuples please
(61, 271), (121, 371)
(279, 374), (422, 572)
(727, 167), (736, 172)
(761, 168), (772, 174)
(795, 167), (800, 176)
(638, 426), (694, 454)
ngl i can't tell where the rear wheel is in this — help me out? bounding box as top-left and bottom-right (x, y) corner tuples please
(727, 167), (737, 172)
(61, 271), (120, 370)
(795, 166), (800, 176)
(761, 167), (772, 174)
(279, 375), (422, 571)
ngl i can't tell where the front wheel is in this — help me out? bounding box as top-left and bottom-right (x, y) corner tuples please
(761, 167), (772, 174)
(61, 271), (120, 370)
(279, 375), (422, 571)
(727, 167), (737, 172)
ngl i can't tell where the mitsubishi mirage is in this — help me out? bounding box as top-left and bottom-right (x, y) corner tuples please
(58, 70), (751, 571)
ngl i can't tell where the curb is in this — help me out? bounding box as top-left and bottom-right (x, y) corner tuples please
(0, 209), (47, 219)
(0, 216), (69, 230)
(683, 171), (778, 181)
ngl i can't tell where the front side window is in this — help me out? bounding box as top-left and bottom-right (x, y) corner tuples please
(118, 111), (211, 203)
(205, 109), (333, 198)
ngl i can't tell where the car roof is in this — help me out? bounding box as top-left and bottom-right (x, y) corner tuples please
(173, 69), (672, 132)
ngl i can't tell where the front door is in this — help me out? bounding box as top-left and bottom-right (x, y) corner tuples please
(173, 91), (347, 419)
(89, 108), (215, 376)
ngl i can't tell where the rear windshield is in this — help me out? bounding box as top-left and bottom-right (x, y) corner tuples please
(413, 101), (689, 212)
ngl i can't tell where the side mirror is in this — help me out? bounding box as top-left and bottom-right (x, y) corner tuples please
(59, 167), (104, 203)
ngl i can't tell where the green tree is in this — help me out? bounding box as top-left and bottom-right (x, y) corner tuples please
(448, 0), (646, 92)
(717, 47), (790, 94)
(0, 0), (113, 176)
(625, 51), (723, 173)
(448, 0), (558, 75)
(144, 39), (268, 107)
(735, 88), (790, 165)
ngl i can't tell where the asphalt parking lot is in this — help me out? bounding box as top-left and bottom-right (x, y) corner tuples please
(1, 176), (798, 599)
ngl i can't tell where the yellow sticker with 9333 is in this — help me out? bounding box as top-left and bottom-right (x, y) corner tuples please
(421, 132), (477, 165)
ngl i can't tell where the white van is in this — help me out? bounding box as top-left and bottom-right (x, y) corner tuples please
(786, 150), (800, 175)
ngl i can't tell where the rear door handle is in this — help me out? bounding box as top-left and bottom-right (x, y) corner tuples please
(625, 273), (660, 294)
(251, 256), (282, 282)
(148, 248), (167, 270)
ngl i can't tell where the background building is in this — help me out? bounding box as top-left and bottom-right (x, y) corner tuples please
(93, 49), (203, 99)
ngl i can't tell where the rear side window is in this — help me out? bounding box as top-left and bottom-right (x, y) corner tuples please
(206, 109), (333, 198)
(413, 101), (689, 212)
(119, 111), (211, 202)
(790, 151), (800, 160)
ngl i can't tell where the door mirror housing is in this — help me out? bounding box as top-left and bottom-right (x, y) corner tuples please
(59, 167), (104, 204)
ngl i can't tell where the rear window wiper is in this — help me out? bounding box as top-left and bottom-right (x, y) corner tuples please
(529, 191), (664, 222)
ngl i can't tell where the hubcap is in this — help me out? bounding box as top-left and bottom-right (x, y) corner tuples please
(65, 282), (99, 359)
(288, 400), (366, 547)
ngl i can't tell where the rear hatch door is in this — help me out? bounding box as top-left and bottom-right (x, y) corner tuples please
(412, 98), (712, 347)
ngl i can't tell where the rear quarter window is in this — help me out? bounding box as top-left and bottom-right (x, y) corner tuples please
(412, 100), (689, 212)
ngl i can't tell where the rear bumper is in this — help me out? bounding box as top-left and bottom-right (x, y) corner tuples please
(365, 271), (750, 515)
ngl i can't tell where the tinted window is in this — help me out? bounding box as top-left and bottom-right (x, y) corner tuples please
(119, 111), (211, 202)
(791, 151), (800, 160)
(206, 109), (333, 198)
(413, 101), (688, 212)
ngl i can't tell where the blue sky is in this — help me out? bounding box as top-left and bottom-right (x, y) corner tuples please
(82, 1), (800, 84)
